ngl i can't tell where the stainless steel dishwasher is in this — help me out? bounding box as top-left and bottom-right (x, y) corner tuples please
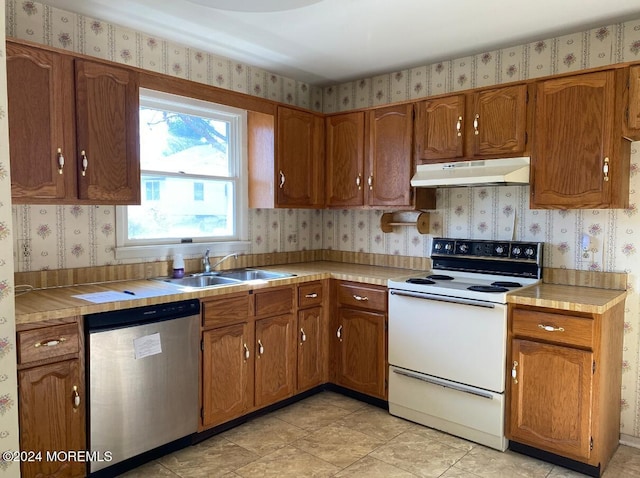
(86, 299), (200, 476)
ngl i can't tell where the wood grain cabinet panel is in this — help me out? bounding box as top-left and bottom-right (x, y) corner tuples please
(626, 65), (640, 140)
(297, 307), (325, 392)
(530, 69), (630, 209)
(414, 94), (465, 161)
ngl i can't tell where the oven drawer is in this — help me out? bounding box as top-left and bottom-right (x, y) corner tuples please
(512, 309), (593, 349)
(337, 282), (386, 311)
(17, 322), (80, 365)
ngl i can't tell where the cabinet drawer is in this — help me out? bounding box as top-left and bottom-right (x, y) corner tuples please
(202, 293), (250, 328)
(512, 309), (593, 348)
(337, 282), (387, 312)
(254, 286), (294, 317)
(298, 282), (323, 309)
(17, 323), (80, 364)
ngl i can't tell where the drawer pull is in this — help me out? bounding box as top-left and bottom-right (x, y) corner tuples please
(352, 294), (369, 301)
(257, 339), (264, 357)
(336, 325), (343, 341)
(538, 324), (565, 332)
(34, 337), (67, 348)
(300, 328), (306, 344)
(72, 386), (80, 409)
(243, 343), (250, 360)
(305, 292), (318, 299)
(512, 361), (518, 384)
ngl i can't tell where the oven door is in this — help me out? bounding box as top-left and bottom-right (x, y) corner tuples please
(388, 289), (507, 393)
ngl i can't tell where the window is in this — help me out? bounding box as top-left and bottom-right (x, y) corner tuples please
(116, 89), (249, 259)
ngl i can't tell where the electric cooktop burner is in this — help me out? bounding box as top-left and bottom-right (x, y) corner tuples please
(467, 285), (509, 293)
(427, 274), (455, 280)
(406, 278), (436, 285)
(491, 281), (523, 288)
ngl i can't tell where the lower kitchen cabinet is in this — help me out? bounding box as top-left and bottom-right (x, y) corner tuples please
(333, 281), (387, 400)
(506, 302), (625, 476)
(201, 322), (253, 429)
(296, 280), (328, 392)
(16, 320), (85, 478)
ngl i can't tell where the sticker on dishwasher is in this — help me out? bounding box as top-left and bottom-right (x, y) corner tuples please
(133, 332), (162, 359)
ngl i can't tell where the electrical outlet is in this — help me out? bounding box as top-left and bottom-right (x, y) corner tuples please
(17, 239), (31, 259)
(289, 233), (298, 244)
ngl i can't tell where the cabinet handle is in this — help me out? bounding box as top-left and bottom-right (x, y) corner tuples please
(367, 175), (373, 191)
(511, 360), (518, 384)
(72, 385), (80, 409)
(456, 116), (463, 137)
(473, 114), (480, 135)
(34, 337), (67, 348)
(336, 325), (343, 341)
(603, 157), (610, 182)
(279, 170), (285, 188)
(80, 150), (88, 177)
(356, 174), (362, 190)
(352, 294), (369, 301)
(56, 148), (65, 174)
(537, 324), (565, 332)
(257, 339), (264, 357)
(300, 328), (306, 344)
(243, 343), (250, 360)
(305, 292), (318, 299)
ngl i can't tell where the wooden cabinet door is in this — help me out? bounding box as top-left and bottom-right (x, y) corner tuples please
(254, 314), (297, 408)
(202, 323), (253, 429)
(325, 112), (365, 207)
(414, 94), (465, 162)
(531, 70), (627, 209)
(75, 60), (140, 204)
(297, 307), (325, 392)
(469, 84), (528, 157)
(19, 360), (85, 478)
(7, 42), (75, 202)
(366, 104), (413, 207)
(276, 106), (324, 207)
(508, 339), (593, 461)
(335, 308), (386, 399)
(627, 65), (640, 141)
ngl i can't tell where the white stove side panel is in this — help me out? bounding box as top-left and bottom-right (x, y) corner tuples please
(388, 290), (507, 393)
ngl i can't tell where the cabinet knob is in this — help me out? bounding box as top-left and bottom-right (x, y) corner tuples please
(356, 174), (362, 190)
(300, 328), (306, 344)
(473, 114), (480, 135)
(336, 325), (343, 341)
(456, 116), (463, 137)
(72, 385), (81, 409)
(243, 343), (250, 360)
(367, 175), (373, 191)
(511, 360), (518, 384)
(56, 148), (65, 174)
(279, 170), (286, 188)
(603, 157), (610, 182)
(80, 150), (88, 177)
(257, 339), (264, 357)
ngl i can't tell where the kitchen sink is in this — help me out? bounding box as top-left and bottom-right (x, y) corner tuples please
(151, 269), (294, 289)
(218, 268), (295, 281)
(153, 274), (242, 289)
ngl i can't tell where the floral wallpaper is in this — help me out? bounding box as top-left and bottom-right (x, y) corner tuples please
(0, 0), (20, 475)
(4, 0), (640, 451)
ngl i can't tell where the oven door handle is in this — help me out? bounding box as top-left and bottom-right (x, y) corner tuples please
(392, 368), (495, 400)
(389, 290), (496, 309)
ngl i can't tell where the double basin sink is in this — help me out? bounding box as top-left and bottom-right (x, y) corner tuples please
(153, 268), (295, 290)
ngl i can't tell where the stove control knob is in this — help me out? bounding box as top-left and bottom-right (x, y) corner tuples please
(512, 246), (522, 257)
(444, 243), (453, 251)
(495, 245), (504, 255)
(434, 243), (442, 251)
(525, 247), (535, 258)
(459, 244), (469, 253)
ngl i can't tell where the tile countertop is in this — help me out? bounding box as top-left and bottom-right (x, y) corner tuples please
(14, 261), (415, 325)
(506, 283), (627, 315)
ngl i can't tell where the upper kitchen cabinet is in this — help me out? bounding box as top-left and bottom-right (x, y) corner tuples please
(530, 69), (631, 209)
(625, 65), (640, 141)
(7, 40), (140, 205)
(248, 106), (324, 208)
(414, 84), (530, 164)
(325, 111), (365, 207)
(276, 106), (325, 207)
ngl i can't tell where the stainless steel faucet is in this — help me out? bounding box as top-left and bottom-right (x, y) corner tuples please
(203, 250), (238, 273)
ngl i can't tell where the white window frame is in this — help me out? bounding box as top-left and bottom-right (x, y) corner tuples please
(115, 88), (250, 260)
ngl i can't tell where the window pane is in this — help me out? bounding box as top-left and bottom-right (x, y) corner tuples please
(140, 107), (230, 176)
(127, 175), (234, 240)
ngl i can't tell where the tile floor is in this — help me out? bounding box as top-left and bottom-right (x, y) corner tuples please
(120, 391), (640, 478)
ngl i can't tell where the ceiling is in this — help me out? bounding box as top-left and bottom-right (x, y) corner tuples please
(41, 0), (640, 86)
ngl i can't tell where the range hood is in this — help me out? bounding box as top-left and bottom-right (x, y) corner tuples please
(411, 157), (530, 188)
